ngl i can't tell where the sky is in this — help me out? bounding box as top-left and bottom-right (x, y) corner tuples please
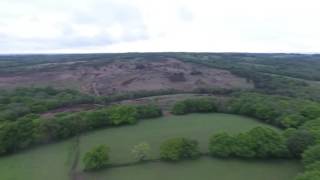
(0, 0), (319, 54)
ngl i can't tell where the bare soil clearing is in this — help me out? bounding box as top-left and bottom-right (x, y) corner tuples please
(0, 59), (253, 95)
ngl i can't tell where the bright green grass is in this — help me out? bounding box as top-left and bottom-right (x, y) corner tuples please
(82, 157), (301, 180)
(77, 113), (280, 169)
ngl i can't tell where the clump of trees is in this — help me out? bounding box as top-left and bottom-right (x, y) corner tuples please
(209, 127), (288, 158)
(171, 98), (217, 115)
(83, 145), (110, 170)
(160, 138), (200, 161)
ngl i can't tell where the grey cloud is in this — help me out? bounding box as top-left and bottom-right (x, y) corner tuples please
(0, 0), (149, 52)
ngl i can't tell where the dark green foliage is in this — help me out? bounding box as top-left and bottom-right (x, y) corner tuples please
(302, 145), (320, 166)
(160, 138), (200, 161)
(83, 145), (110, 170)
(286, 130), (315, 157)
(171, 98), (217, 115)
(209, 127), (287, 158)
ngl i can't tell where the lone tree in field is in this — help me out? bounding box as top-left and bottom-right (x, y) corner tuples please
(83, 145), (110, 171)
(131, 142), (151, 161)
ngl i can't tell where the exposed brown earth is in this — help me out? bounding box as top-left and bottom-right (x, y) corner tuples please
(0, 58), (253, 95)
(40, 104), (100, 119)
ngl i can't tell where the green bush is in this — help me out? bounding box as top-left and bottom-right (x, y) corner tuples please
(83, 145), (110, 171)
(160, 138), (200, 161)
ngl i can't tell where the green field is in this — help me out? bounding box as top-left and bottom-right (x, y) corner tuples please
(0, 113), (302, 180)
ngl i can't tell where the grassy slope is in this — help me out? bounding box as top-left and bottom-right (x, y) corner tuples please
(0, 113), (301, 180)
(82, 157), (301, 180)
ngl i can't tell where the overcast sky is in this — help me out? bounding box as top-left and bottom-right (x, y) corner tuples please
(0, 0), (319, 54)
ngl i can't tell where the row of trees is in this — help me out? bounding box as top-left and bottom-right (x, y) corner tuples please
(0, 104), (162, 155)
